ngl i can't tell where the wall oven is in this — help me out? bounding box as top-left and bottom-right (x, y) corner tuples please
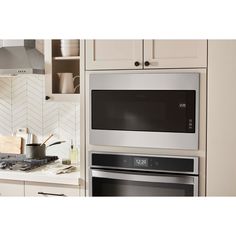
(89, 152), (199, 197)
(89, 72), (199, 150)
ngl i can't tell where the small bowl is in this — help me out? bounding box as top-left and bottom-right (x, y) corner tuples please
(61, 42), (79, 45)
(61, 39), (78, 44)
(61, 48), (79, 56)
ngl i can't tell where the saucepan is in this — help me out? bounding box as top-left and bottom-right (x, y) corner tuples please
(26, 134), (65, 159)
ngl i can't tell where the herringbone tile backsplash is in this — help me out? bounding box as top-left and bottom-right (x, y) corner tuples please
(0, 75), (80, 160)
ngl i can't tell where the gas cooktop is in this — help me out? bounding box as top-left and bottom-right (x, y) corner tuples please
(0, 154), (58, 171)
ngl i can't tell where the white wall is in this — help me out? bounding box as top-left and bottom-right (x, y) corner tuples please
(0, 74), (80, 160)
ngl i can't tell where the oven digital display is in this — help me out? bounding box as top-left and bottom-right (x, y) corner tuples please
(134, 157), (149, 168)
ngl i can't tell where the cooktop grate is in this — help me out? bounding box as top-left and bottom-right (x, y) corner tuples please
(0, 154), (58, 171)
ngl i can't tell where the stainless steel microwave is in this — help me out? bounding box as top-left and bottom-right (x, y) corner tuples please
(89, 72), (199, 150)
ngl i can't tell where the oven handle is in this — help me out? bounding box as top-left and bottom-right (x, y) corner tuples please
(91, 169), (197, 185)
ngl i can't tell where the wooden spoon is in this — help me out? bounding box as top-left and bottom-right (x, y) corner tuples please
(40, 134), (53, 146)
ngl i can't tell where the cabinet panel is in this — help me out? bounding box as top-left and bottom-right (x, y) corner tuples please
(0, 180), (24, 196)
(86, 40), (143, 70)
(144, 40), (207, 69)
(207, 40), (236, 196)
(25, 182), (80, 197)
(44, 40), (82, 102)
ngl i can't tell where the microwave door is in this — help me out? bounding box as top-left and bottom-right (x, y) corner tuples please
(89, 73), (199, 150)
(92, 90), (195, 133)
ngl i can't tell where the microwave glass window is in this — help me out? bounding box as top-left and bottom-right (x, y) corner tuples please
(92, 90), (195, 133)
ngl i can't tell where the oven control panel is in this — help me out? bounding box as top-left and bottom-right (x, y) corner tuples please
(134, 157), (149, 168)
(91, 153), (198, 174)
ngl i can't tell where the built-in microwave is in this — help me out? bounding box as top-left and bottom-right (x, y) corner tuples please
(89, 72), (199, 150)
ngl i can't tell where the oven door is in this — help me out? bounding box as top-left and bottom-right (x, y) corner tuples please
(89, 72), (199, 150)
(90, 169), (198, 197)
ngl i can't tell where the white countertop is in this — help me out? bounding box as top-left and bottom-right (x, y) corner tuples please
(0, 162), (80, 186)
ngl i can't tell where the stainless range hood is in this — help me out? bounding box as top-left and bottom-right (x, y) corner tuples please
(0, 40), (45, 75)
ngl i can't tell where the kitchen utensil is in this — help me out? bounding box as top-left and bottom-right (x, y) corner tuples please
(41, 134), (53, 146)
(26, 141), (66, 159)
(56, 165), (76, 175)
(26, 143), (46, 159)
(47, 141), (66, 148)
(0, 136), (22, 154)
(57, 73), (80, 94)
(27, 133), (33, 144)
(15, 128), (31, 154)
(15, 133), (28, 154)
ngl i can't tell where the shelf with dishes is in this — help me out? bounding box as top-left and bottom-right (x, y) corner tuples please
(45, 39), (83, 102)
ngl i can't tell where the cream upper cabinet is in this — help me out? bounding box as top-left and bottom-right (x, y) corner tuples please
(86, 40), (143, 70)
(144, 40), (207, 69)
(86, 40), (207, 70)
(44, 40), (83, 102)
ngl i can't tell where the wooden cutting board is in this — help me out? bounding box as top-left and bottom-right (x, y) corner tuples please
(0, 136), (22, 154)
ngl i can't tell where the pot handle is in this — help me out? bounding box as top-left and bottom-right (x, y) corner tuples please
(47, 141), (66, 148)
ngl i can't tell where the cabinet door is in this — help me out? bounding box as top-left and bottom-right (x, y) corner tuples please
(0, 180), (24, 196)
(44, 40), (82, 102)
(144, 40), (207, 69)
(86, 40), (143, 70)
(25, 182), (80, 197)
(207, 40), (236, 196)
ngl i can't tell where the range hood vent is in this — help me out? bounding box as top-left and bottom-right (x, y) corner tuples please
(0, 40), (45, 75)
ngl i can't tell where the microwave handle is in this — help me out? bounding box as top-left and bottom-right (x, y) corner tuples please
(91, 170), (196, 185)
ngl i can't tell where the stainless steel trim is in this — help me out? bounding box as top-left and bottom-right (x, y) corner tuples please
(91, 165), (197, 176)
(89, 151), (199, 175)
(90, 131), (198, 150)
(89, 72), (199, 150)
(90, 72), (199, 90)
(193, 177), (199, 196)
(90, 169), (199, 196)
(0, 68), (33, 76)
(91, 169), (196, 185)
(194, 156), (199, 175)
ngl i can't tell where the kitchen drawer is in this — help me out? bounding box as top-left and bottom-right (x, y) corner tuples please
(0, 179), (24, 196)
(25, 182), (80, 197)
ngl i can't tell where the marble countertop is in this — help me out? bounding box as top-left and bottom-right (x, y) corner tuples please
(0, 161), (80, 186)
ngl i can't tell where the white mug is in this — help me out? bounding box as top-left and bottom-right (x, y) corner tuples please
(57, 73), (80, 94)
